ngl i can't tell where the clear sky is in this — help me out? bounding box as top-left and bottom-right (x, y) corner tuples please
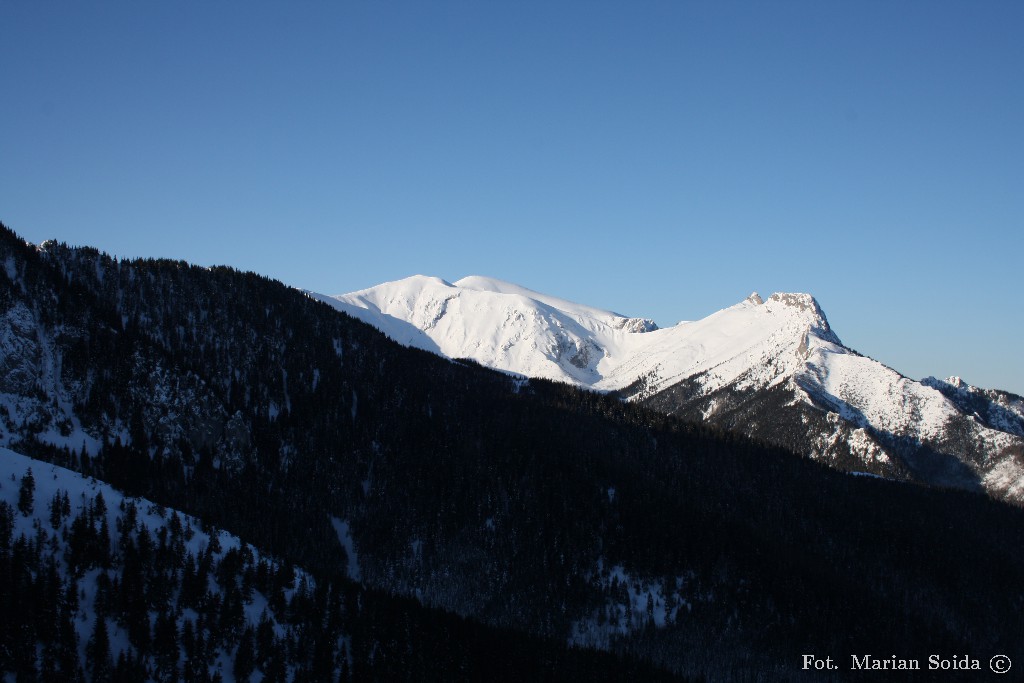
(2, 1), (1022, 393)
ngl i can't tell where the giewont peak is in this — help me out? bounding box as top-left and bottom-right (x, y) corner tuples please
(766, 292), (821, 313)
(765, 292), (827, 321)
(763, 292), (839, 342)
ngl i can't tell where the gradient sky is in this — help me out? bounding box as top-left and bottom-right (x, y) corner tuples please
(2, 1), (1022, 393)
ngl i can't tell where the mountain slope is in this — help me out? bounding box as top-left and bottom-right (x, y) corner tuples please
(326, 276), (1024, 502)
(1, 447), (683, 682)
(4, 223), (1024, 680)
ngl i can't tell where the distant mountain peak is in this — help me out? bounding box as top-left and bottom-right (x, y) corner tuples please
(746, 291), (764, 305)
(384, 274), (456, 290)
(765, 291), (821, 314)
(763, 292), (833, 336)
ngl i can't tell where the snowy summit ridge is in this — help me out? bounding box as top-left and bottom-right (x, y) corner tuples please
(318, 275), (835, 394)
(317, 275), (1024, 503)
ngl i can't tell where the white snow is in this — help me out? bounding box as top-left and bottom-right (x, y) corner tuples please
(3, 255), (16, 282)
(984, 458), (1024, 501)
(317, 276), (845, 404)
(330, 516), (362, 582)
(316, 276), (829, 392)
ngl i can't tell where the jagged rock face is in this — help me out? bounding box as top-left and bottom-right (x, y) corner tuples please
(645, 377), (905, 480)
(922, 376), (1024, 437)
(325, 276), (1024, 504)
(0, 302), (43, 395)
(613, 317), (659, 333)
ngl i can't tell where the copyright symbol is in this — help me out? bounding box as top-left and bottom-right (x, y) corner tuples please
(990, 655), (1011, 674)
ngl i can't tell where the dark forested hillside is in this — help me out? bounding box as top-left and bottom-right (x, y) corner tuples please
(2, 222), (1023, 681)
(0, 449), (684, 682)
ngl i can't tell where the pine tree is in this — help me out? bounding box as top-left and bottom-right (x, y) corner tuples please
(233, 626), (256, 682)
(18, 467), (35, 516)
(49, 490), (67, 530)
(153, 610), (179, 679)
(0, 500), (13, 551)
(255, 612), (276, 667)
(86, 616), (112, 682)
(92, 490), (107, 519)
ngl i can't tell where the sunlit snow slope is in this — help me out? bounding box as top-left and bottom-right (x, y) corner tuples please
(318, 276), (1024, 503)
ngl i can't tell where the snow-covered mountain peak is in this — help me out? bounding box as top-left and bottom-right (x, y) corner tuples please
(764, 292), (824, 318)
(452, 275), (653, 328)
(322, 274), (673, 385)
(339, 274), (455, 298)
(759, 292), (836, 340)
(725, 291), (828, 326)
(453, 275), (538, 295)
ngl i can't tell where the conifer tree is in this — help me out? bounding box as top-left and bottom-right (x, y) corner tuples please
(49, 490), (65, 529)
(18, 467), (35, 516)
(233, 626), (256, 682)
(153, 610), (179, 679)
(86, 616), (112, 682)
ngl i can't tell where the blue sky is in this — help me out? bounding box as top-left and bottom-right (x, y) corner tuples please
(2, 1), (1022, 393)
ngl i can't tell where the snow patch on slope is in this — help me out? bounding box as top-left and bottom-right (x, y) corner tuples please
(331, 516), (362, 582)
(568, 558), (695, 650)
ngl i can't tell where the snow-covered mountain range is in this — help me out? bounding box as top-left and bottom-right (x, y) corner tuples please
(319, 275), (1024, 503)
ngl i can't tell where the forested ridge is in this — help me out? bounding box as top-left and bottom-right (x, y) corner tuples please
(1, 222), (1022, 681)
